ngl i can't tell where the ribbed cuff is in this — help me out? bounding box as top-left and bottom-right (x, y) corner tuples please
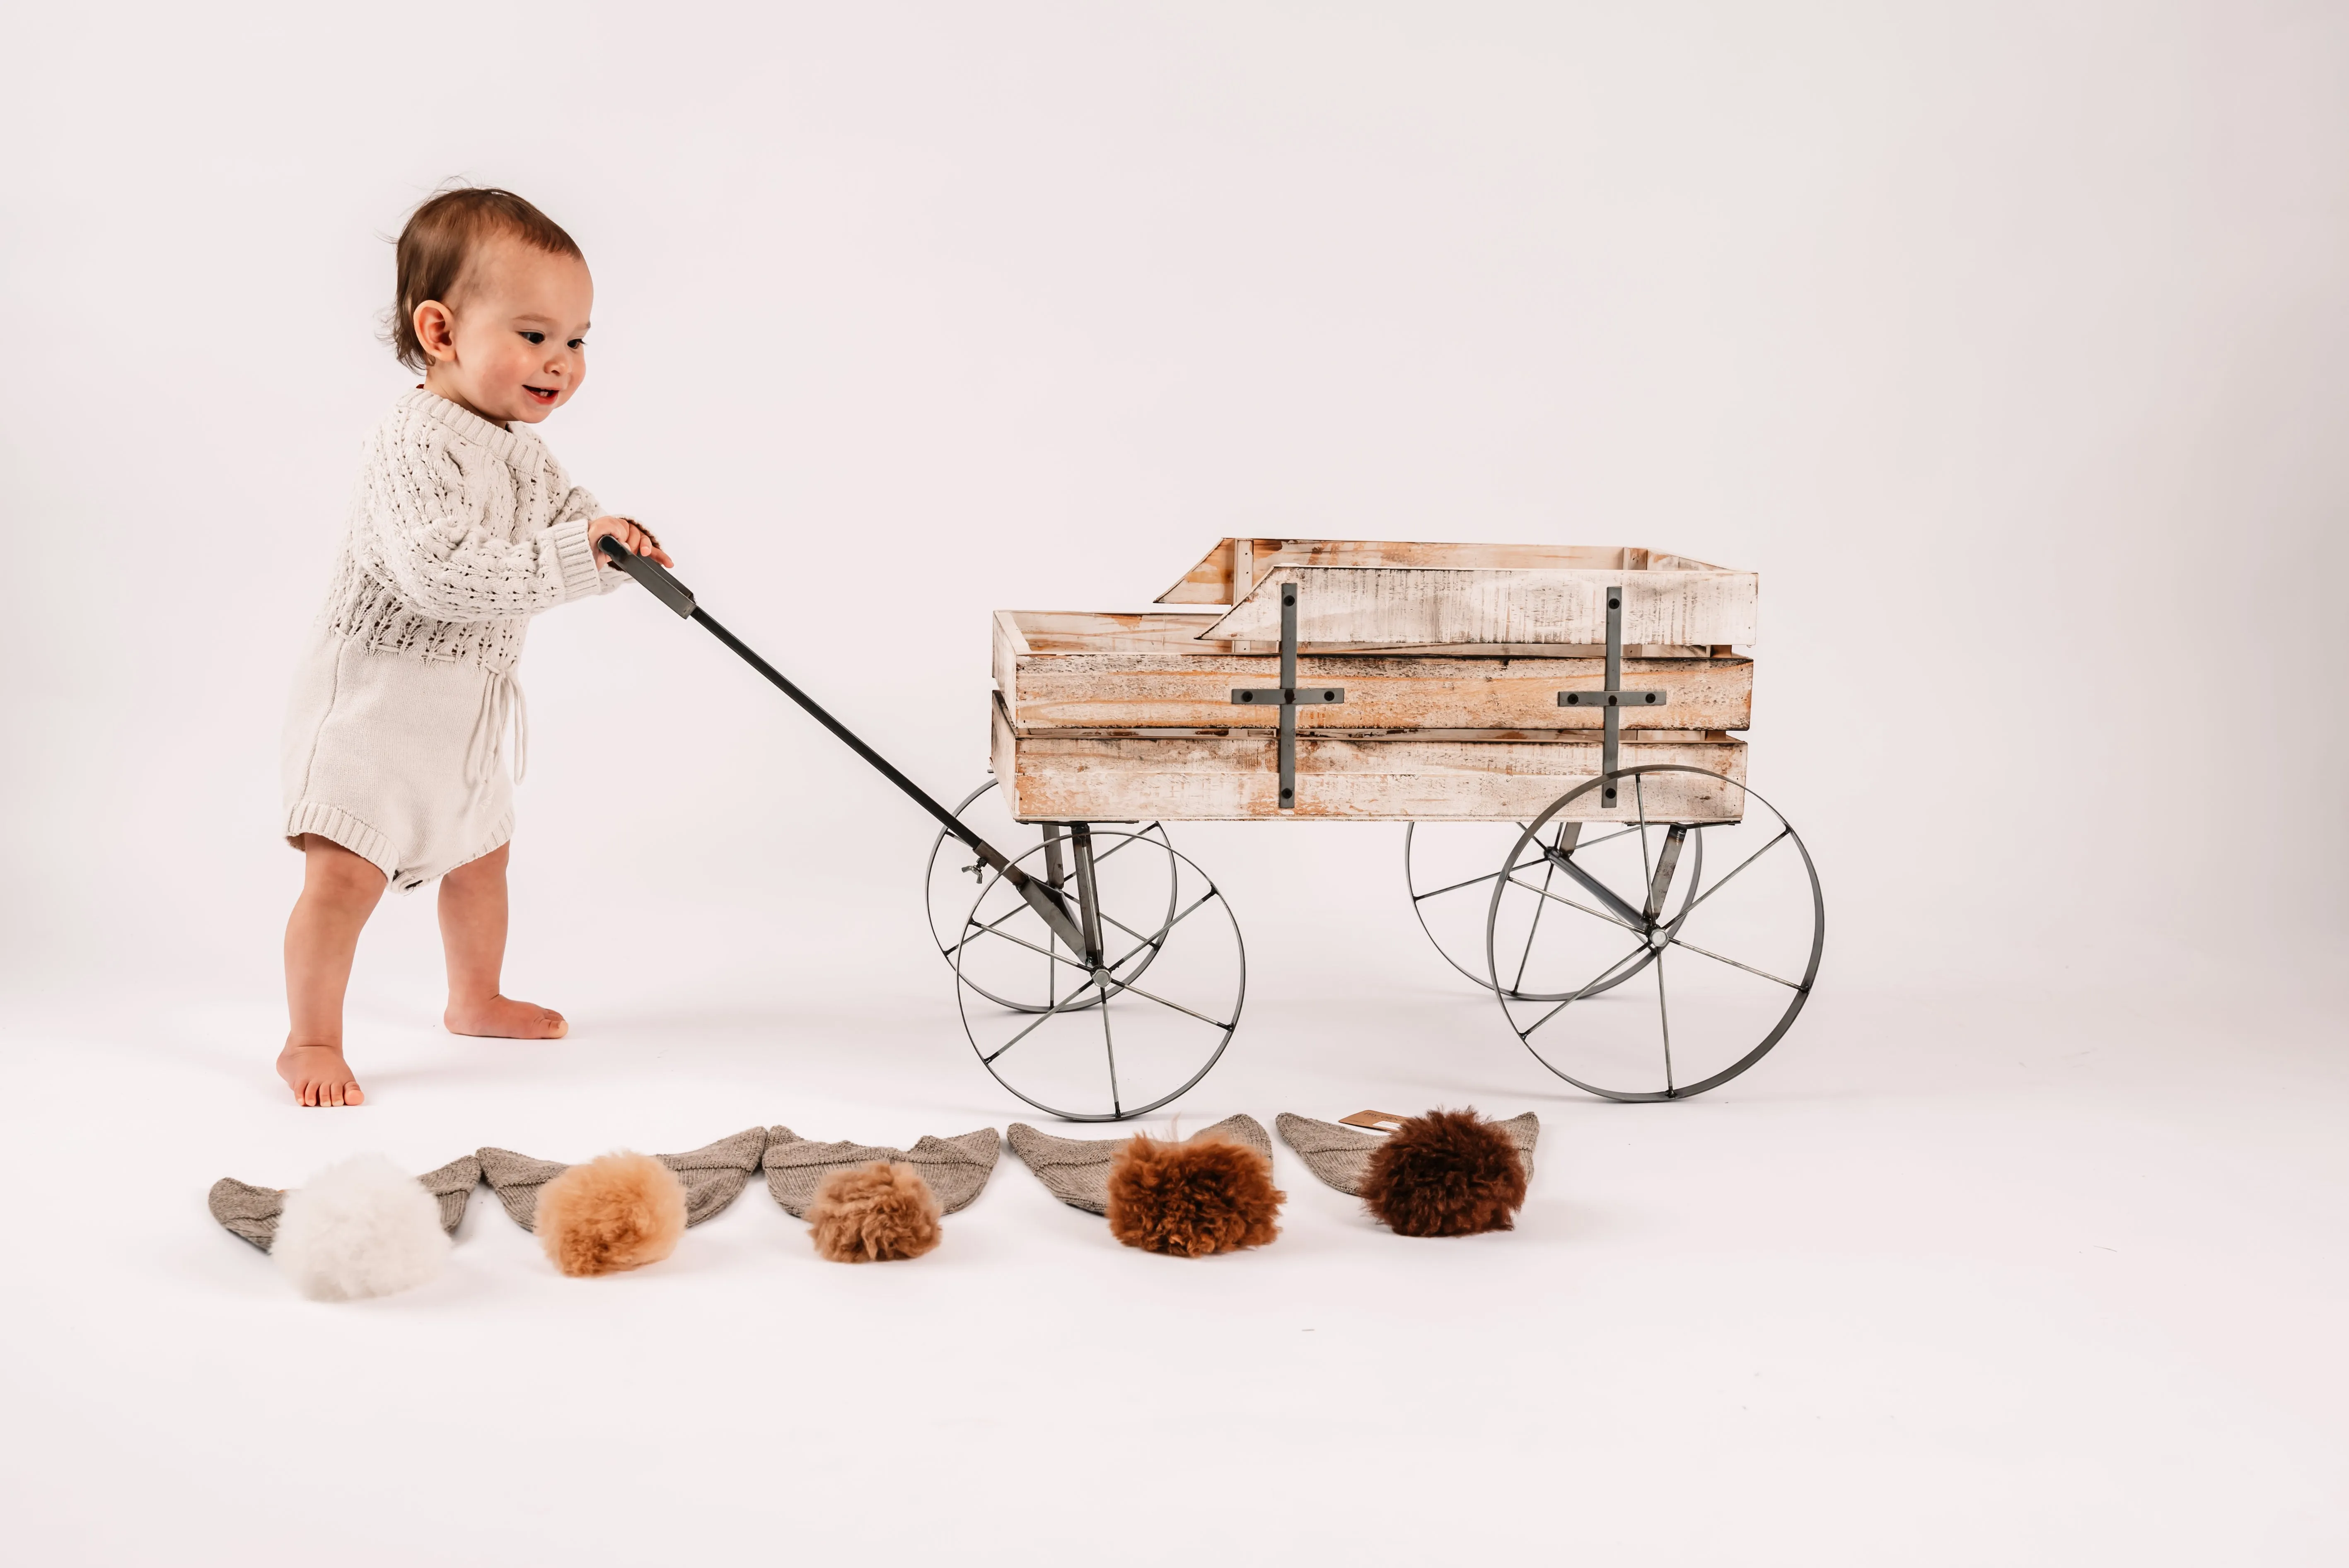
(283, 802), (398, 882)
(549, 514), (603, 603)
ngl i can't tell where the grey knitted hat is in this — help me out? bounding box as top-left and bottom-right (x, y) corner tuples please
(208, 1154), (481, 1253)
(763, 1127), (1001, 1218)
(1007, 1114), (1272, 1214)
(1275, 1111), (1540, 1195)
(479, 1127), (767, 1232)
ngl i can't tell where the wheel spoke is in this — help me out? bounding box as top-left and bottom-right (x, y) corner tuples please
(1125, 889), (1220, 949)
(1516, 941), (1653, 1037)
(1655, 948), (1675, 1095)
(1413, 866), (1508, 903)
(1511, 858), (1555, 992)
(1086, 829), (1158, 872)
(1668, 935), (1804, 990)
(1106, 978), (1235, 1032)
(940, 901), (1032, 961)
(965, 919), (1097, 976)
(968, 884), (1218, 988)
(1682, 826), (1791, 916)
(1098, 906), (1172, 952)
(981, 981), (1103, 1064)
(1560, 823), (1642, 854)
(1506, 875), (1643, 935)
(1101, 990), (1122, 1116)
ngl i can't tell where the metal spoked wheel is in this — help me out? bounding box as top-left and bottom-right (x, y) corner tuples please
(954, 826), (1245, 1122)
(924, 778), (1172, 1012)
(1405, 820), (1666, 999)
(1486, 766), (1823, 1102)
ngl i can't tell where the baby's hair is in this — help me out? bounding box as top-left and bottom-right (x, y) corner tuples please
(387, 186), (583, 372)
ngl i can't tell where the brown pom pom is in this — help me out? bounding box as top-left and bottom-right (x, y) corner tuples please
(1106, 1135), (1283, 1256)
(1359, 1109), (1527, 1237)
(806, 1162), (943, 1263)
(534, 1152), (687, 1276)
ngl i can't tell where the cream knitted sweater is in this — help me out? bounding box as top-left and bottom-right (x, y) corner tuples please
(318, 389), (625, 674)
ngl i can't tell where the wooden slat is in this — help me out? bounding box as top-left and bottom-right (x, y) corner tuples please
(1201, 565), (1758, 647)
(994, 612), (1752, 732)
(1153, 538), (1743, 604)
(993, 696), (1748, 822)
(1155, 538), (1238, 604)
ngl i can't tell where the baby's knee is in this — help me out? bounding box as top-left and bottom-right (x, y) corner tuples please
(300, 836), (389, 902)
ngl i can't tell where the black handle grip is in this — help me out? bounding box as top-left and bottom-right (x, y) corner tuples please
(599, 533), (696, 618)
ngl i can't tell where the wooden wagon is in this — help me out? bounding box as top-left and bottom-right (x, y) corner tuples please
(923, 540), (1824, 1119)
(607, 533), (1821, 1122)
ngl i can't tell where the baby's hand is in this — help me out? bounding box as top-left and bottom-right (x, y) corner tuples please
(590, 517), (674, 569)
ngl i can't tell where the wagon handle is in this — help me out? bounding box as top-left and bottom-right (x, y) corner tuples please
(598, 535), (1087, 952)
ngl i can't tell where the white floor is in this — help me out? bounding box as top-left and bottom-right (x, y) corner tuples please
(2, 866), (2343, 1567)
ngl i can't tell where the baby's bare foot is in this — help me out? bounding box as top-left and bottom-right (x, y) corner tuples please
(279, 1042), (364, 1107)
(445, 995), (568, 1040)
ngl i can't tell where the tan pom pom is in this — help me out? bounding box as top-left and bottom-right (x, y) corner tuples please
(1106, 1135), (1283, 1256)
(1360, 1109), (1527, 1237)
(534, 1152), (687, 1276)
(806, 1161), (943, 1262)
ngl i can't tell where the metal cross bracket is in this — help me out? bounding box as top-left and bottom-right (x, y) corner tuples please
(1557, 584), (1667, 809)
(1229, 580), (1344, 811)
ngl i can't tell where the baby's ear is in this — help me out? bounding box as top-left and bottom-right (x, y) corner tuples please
(411, 298), (458, 362)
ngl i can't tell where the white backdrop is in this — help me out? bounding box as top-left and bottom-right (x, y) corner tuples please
(5, 8), (2349, 1563)
(5, 0), (2344, 1006)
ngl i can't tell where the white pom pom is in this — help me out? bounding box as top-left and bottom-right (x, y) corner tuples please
(272, 1154), (450, 1302)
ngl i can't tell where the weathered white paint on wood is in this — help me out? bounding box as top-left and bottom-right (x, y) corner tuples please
(1156, 539), (1721, 604)
(993, 610), (1752, 732)
(1201, 565), (1758, 647)
(992, 697), (1748, 822)
(1001, 609), (1726, 659)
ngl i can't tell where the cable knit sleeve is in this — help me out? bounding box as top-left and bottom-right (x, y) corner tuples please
(355, 412), (603, 623)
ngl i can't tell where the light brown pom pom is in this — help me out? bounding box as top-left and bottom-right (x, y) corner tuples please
(806, 1161), (944, 1263)
(1359, 1108), (1527, 1237)
(1106, 1135), (1283, 1256)
(534, 1152), (687, 1276)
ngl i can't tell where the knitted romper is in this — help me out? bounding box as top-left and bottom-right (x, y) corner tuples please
(282, 390), (628, 890)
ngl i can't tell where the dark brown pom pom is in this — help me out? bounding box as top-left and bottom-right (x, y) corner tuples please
(807, 1162), (943, 1262)
(1106, 1136), (1283, 1256)
(1359, 1109), (1527, 1237)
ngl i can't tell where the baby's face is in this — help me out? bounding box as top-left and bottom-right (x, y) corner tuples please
(421, 234), (594, 426)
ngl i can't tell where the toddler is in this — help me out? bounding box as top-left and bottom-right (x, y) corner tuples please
(277, 187), (669, 1107)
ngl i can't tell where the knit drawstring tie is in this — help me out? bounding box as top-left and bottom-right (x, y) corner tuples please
(466, 667), (528, 786)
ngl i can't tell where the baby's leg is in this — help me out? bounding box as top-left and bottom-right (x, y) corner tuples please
(280, 834), (385, 1106)
(439, 842), (568, 1039)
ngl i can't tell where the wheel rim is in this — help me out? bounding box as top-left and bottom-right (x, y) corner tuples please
(955, 829), (1246, 1121)
(924, 778), (1172, 1012)
(1484, 766), (1823, 1102)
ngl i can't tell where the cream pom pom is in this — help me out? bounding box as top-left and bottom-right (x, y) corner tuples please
(272, 1154), (451, 1301)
